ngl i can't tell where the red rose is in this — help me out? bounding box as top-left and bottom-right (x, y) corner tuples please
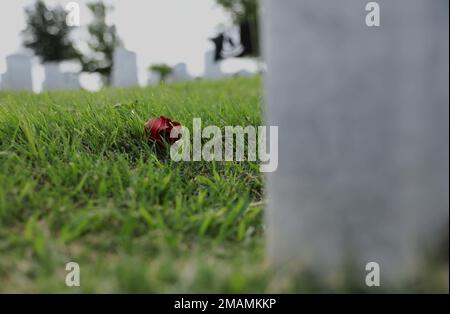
(145, 116), (181, 145)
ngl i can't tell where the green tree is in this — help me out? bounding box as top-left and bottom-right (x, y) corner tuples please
(22, 0), (79, 63)
(216, 0), (259, 56)
(79, 1), (122, 85)
(149, 64), (173, 84)
(216, 0), (258, 22)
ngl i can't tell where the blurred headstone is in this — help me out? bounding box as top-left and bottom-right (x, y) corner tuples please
(170, 63), (192, 82)
(0, 54), (33, 91)
(263, 0), (449, 287)
(111, 47), (139, 87)
(61, 72), (80, 90)
(42, 63), (79, 91)
(43, 63), (61, 91)
(204, 50), (223, 79)
(147, 72), (160, 86)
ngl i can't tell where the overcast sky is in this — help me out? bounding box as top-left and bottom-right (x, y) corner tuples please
(0, 0), (257, 91)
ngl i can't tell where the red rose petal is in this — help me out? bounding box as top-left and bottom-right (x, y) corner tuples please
(145, 116), (182, 145)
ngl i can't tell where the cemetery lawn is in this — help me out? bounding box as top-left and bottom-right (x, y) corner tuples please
(0, 77), (275, 292)
(1, 77), (447, 293)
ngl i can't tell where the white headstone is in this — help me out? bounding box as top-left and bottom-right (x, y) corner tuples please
(111, 47), (139, 87)
(42, 63), (80, 91)
(0, 54), (33, 91)
(169, 63), (192, 82)
(263, 0), (449, 287)
(43, 62), (62, 91)
(61, 72), (80, 90)
(147, 72), (160, 86)
(204, 50), (223, 79)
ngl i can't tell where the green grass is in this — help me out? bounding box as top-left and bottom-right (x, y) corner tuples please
(1, 77), (447, 293)
(0, 77), (277, 292)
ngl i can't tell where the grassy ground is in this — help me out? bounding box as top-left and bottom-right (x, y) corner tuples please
(0, 77), (277, 292)
(1, 77), (447, 293)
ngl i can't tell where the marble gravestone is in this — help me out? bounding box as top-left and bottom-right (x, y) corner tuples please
(1, 54), (33, 91)
(43, 63), (80, 91)
(204, 50), (223, 79)
(170, 63), (192, 82)
(61, 72), (80, 90)
(147, 72), (160, 86)
(43, 63), (61, 91)
(263, 0), (449, 287)
(111, 48), (139, 88)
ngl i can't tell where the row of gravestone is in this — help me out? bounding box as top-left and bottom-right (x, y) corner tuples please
(0, 48), (231, 92)
(0, 54), (80, 91)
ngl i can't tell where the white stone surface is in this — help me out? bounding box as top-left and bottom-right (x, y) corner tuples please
(43, 63), (61, 91)
(263, 0), (449, 285)
(61, 72), (80, 90)
(147, 71), (160, 86)
(42, 62), (79, 91)
(0, 54), (33, 91)
(111, 47), (139, 87)
(204, 50), (223, 79)
(169, 63), (192, 82)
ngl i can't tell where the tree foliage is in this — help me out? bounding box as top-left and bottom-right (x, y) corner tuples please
(22, 0), (79, 63)
(216, 0), (260, 56)
(79, 1), (122, 85)
(216, 0), (258, 23)
(149, 64), (173, 83)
